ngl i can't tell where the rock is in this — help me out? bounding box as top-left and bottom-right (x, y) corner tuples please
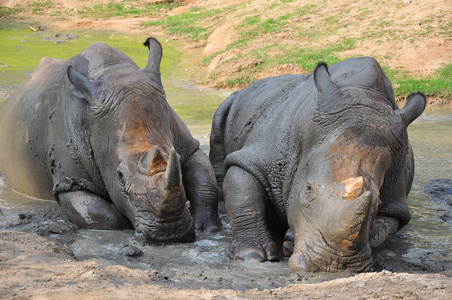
(423, 179), (452, 225)
(118, 244), (143, 257)
(424, 179), (452, 204)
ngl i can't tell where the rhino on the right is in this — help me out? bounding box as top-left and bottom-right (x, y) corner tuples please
(209, 57), (426, 272)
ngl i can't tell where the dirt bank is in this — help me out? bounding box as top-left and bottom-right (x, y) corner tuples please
(2, 0), (451, 106)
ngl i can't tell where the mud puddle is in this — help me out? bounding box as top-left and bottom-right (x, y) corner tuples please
(0, 178), (346, 290)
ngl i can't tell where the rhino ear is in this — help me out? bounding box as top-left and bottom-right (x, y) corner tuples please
(314, 62), (344, 115)
(314, 62), (333, 95)
(398, 92), (426, 125)
(67, 66), (98, 102)
(143, 37), (163, 86)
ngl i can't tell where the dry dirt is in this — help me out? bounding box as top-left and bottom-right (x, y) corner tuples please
(1, 0), (452, 299)
(1, 229), (451, 299)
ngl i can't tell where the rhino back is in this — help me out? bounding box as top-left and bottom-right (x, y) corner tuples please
(0, 57), (66, 199)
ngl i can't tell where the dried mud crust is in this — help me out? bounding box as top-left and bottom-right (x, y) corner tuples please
(0, 229), (451, 299)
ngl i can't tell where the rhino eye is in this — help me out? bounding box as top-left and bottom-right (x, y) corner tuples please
(306, 183), (313, 193)
(116, 169), (125, 187)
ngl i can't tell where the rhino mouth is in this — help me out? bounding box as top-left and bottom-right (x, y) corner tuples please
(289, 230), (373, 273)
(133, 205), (195, 244)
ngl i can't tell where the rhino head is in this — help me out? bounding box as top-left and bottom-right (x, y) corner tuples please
(66, 38), (195, 243)
(287, 62), (425, 272)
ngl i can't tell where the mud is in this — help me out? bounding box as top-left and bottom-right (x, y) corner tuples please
(1, 154), (451, 293)
(423, 179), (452, 225)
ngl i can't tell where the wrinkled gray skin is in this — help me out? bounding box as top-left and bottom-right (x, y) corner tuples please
(209, 57), (426, 272)
(0, 38), (221, 243)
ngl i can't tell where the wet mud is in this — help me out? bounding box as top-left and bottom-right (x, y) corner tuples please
(1, 174), (451, 292)
(423, 179), (452, 225)
(0, 192), (344, 290)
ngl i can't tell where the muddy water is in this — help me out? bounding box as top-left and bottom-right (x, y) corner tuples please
(384, 109), (452, 266)
(1, 25), (451, 290)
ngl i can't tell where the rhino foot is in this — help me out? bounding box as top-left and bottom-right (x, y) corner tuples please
(283, 228), (295, 256)
(58, 191), (132, 230)
(283, 240), (295, 257)
(223, 166), (281, 262)
(194, 215), (222, 233)
(182, 149), (222, 233)
(228, 241), (281, 262)
(118, 245), (143, 257)
(369, 215), (399, 250)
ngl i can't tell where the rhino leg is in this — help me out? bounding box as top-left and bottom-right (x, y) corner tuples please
(282, 229), (295, 257)
(182, 149), (222, 232)
(369, 215), (399, 250)
(224, 166), (281, 262)
(58, 191), (132, 230)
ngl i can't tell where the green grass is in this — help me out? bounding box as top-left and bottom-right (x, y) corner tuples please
(225, 75), (256, 87)
(0, 4), (25, 17)
(143, 6), (227, 40)
(1, 1), (54, 17)
(295, 4), (318, 17)
(29, 1), (54, 15)
(77, 1), (178, 18)
(387, 63), (452, 100)
(1, 0), (178, 19)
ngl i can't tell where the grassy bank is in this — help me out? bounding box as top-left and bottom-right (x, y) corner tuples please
(1, 0), (450, 103)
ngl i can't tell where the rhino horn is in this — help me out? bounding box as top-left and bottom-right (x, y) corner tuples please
(327, 191), (375, 251)
(341, 176), (364, 201)
(143, 37), (163, 85)
(165, 148), (182, 190)
(313, 62), (345, 115)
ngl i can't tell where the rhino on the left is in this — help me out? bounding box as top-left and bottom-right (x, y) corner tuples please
(0, 37), (221, 243)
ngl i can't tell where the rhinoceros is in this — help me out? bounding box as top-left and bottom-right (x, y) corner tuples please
(209, 57), (426, 272)
(0, 38), (221, 243)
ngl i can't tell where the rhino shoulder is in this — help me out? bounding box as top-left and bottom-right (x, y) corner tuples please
(28, 57), (66, 82)
(330, 57), (385, 88)
(37, 56), (66, 69)
(70, 42), (138, 78)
